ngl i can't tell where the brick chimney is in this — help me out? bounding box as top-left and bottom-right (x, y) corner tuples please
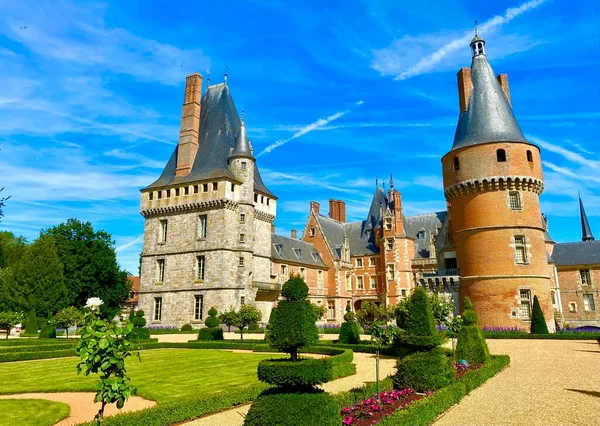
(496, 73), (511, 105)
(291, 229), (297, 239)
(337, 200), (346, 223)
(310, 201), (320, 215)
(392, 191), (404, 235)
(329, 199), (340, 221)
(457, 67), (472, 114)
(175, 73), (202, 177)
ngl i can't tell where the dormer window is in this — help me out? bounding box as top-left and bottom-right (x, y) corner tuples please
(453, 156), (460, 171)
(311, 252), (321, 262)
(274, 244), (283, 256)
(293, 248), (302, 259)
(417, 230), (425, 239)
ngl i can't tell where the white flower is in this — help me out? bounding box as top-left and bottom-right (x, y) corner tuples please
(85, 297), (104, 311)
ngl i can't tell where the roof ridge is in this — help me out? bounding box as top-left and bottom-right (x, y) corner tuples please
(405, 211), (446, 218)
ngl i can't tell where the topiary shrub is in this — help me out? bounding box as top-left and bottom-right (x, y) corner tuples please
(530, 295), (549, 334)
(243, 387), (341, 426)
(198, 327), (224, 341)
(462, 297), (478, 326)
(181, 324), (193, 332)
(136, 327), (150, 340)
(268, 275), (318, 361)
(456, 325), (491, 365)
(393, 348), (455, 392)
(24, 308), (39, 335)
(204, 307), (220, 328)
(131, 310), (149, 339)
(394, 287), (445, 350)
(132, 310), (147, 328)
(339, 305), (360, 344)
(38, 324), (56, 339)
(257, 357), (332, 388)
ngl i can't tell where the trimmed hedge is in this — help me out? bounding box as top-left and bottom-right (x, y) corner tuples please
(0, 339), (74, 346)
(456, 326), (490, 365)
(394, 332), (446, 350)
(102, 384), (269, 426)
(243, 388), (341, 426)
(257, 357), (332, 387)
(180, 324), (193, 332)
(135, 327), (150, 340)
(197, 328), (224, 341)
(38, 325), (56, 339)
(0, 348), (76, 363)
(0, 343), (77, 354)
(377, 355), (510, 426)
(483, 332), (600, 340)
(393, 348), (455, 392)
(331, 362), (357, 380)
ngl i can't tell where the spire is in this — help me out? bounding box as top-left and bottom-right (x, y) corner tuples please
(389, 174), (394, 190)
(579, 193), (595, 241)
(452, 36), (527, 150)
(230, 110), (253, 159)
(224, 66), (228, 85)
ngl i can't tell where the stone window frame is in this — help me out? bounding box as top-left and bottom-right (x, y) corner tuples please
(356, 275), (364, 290)
(240, 296), (245, 306)
(453, 156), (460, 171)
(370, 275), (377, 290)
(239, 233), (245, 243)
(159, 219), (168, 244)
(148, 192), (154, 201)
(241, 161), (247, 170)
(583, 294), (596, 311)
(579, 269), (592, 286)
(299, 267), (306, 278)
(401, 289), (407, 298)
(175, 188), (180, 197)
(196, 255), (205, 281)
(356, 258), (363, 267)
(317, 270), (324, 290)
(508, 191), (522, 211)
(202, 183), (209, 192)
(212, 182), (218, 191)
(153, 297), (163, 322)
(280, 265), (287, 284)
(238, 256), (244, 267)
(387, 264), (395, 280)
(309, 227), (316, 237)
(518, 289), (532, 320)
(193, 185), (199, 194)
(496, 149), (507, 162)
(569, 302), (577, 313)
(155, 258), (165, 284)
(184, 186), (189, 195)
(386, 239), (394, 251)
(327, 300), (336, 320)
(369, 257), (376, 266)
(197, 214), (207, 240)
(194, 295), (204, 321)
(240, 213), (246, 224)
(526, 150), (533, 162)
(513, 235), (529, 265)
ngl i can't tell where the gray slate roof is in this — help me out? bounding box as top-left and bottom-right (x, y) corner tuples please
(271, 234), (327, 268)
(452, 54), (528, 150)
(314, 187), (448, 260)
(552, 241), (600, 267)
(145, 83), (274, 197)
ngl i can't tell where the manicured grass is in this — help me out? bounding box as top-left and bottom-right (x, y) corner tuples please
(0, 399), (70, 426)
(0, 349), (285, 403)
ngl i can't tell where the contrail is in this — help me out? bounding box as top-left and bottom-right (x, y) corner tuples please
(257, 100), (364, 157)
(396, 0), (546, 80)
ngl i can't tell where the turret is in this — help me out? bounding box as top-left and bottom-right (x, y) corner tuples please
(441, 34), (555, 331)
(579, 194), (595, 241)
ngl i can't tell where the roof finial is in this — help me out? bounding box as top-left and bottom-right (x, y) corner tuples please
(241, 110), (245, 123)
(389, 173), (394, 190)
(375, 178), (378, 188)
(579, 193), (595, 241)
(206, 69), (210, 88)
(474, 19), (478, 37)
(224, 66), (228, 85)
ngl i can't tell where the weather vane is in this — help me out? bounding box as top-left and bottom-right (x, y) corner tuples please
(389, 174), (394, 190)
(474, 19), (478, 36)
(224, 66), (228, 84)
(206, 69), (210, 87)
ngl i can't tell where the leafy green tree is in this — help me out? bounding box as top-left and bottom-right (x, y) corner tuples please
(0, 231), (27, 269)
(310, 303), (327, 322)
(356, 302), (391, 332)
(219, 307), (237, 332)
(233, 305), (262, 340)
(430, 293), (455, 328)
(2, 234), (67, 318)
(43, 219), (131, 318)
(268, 275), (318, 361)
(0, 311), (22, 339)
(530, 295), (549, 334)
(24, 308), (38, 334)
(54, 306), (84, 338)
(405, 287), (437, 336)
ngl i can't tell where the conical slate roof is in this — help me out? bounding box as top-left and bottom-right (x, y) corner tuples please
(145, 83), (274, 197)
(230, 116), (253, 158)
(580, 195), (595, 241)
(452, 54), (528, 150)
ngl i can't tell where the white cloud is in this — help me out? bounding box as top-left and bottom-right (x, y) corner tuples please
(530, 136), (600, 170)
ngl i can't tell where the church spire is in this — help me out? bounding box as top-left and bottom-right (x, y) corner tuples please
(230, 110), (253, 159)
(579, 193), (595, 241)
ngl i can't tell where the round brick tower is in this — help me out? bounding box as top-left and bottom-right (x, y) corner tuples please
(441, 35), (555, 331)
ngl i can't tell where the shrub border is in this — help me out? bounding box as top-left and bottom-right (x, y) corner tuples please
(483, 332), (600, 340)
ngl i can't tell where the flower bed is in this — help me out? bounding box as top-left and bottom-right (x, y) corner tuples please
(340, 362), (481, 425)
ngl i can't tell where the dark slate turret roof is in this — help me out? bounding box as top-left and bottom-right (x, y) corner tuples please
(145, 83), (274, 197)
(230, 117), (253, 159)
(271, 234), (327, 268)
(404, 212), (447, 259)
(579, 195), (595, 241)
(552, 241), (600, 267)
(452, 54), (528, 150)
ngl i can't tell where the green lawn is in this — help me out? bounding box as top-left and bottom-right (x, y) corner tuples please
(0, 349), (283, 403)
(0, 399), (70, 426)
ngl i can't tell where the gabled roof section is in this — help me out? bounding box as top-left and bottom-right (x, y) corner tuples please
(364, 187), (388, 232)
(271, 234), (327, 268)
(145, 83), (274, 198)
(404, 212), (447, 259)
(452, 54), (528, 150)
(552, 241), (600, 267)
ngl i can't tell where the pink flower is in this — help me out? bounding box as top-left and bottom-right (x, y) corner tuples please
(342, 416), (354, 425)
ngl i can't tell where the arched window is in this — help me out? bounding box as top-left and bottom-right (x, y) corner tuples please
(526, 150), (533, 162)
(453, 156), (460, 171)
(497, 149), (507, 162)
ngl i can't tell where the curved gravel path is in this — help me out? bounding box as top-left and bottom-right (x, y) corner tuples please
(435, 339), (600, 426)
(0, 392), (155, 426)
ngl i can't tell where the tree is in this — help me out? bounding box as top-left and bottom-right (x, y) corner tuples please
(356, 302), (392, 332)
(43, 219), (131, 318)
(310, 303), (326, 322)
(0, 311), (23, 339)
(530, 295), (549, 334)
(24, 308), (38, 334)
(267, 275), (318, 361)
(233, 305), (262, 340)
(2, 234), (68, 318)
(0, 186), (9, 222)
(219, 307), (237, 332)
(0, 231), (27, 269)
(54, 306), (84, 338)
(430, 293), (455, 328)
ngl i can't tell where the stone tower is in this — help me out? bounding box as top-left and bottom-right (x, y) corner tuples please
(441, 35), (555, 330)
(138, 74), (277, 328)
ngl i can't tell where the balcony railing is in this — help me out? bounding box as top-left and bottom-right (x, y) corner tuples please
(252, 281), (282, 292)
(422, 268), (459, 277)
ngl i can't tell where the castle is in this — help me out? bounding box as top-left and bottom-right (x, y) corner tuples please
(138, 35), (599, 330)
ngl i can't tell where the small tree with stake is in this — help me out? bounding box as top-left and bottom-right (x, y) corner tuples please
(233, 305), (262, 341)
(54, 306), (83, 338)
(0, 311), (22, 339)
(219, 307), (237, 332)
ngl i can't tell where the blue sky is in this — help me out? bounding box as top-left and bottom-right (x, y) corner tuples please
(0, 0), (598, 274)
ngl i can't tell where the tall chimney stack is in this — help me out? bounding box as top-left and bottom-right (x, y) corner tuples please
(457, 67), (472, 114)
(291, 229), (297, 239)
(310, 201), (320, 215)
(329, 199), (340, 221)
(337, 200), (346, 223)
(496, 73), (511, 105)
(175, 73), (202, 177)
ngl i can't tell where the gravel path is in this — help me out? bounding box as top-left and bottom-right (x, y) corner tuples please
(186, 351), (397, 426)
(154, 333), (372, 343)
(435, 339), (600, 426)
(0, 392), (155, 426)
